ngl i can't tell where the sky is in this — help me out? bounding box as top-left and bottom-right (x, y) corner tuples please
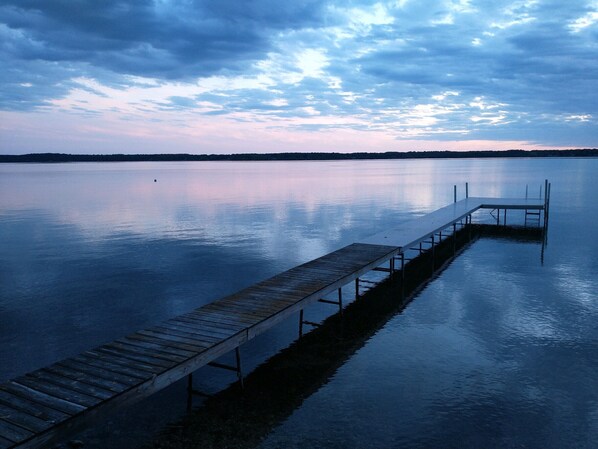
(0, 0), (597, 155)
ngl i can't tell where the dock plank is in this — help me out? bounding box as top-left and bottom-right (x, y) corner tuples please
(0, 382), (85, 416)
(0, 418), (33, 445)
(151, 325), (224, 344)
(126, 333), (209, 354)
(56, 360), (140, 389)
(203, 302), (271, 320)
(72, 354), (151, 381)
(216, 298), (288, 316)
(45, 364), (130, 393)
(27, 370), (114, 401)
(0, 390), (68, 424)
(118, 336), (197, 359)
(0, 402), (53, 434)
(159, 321), (234, 340)
(103, 341), (187, 365)
(14, 376), (100, 408)
(190, 309), (258, 325)
(84, 349), (164, 375)
(136, 329), (216, 350)
(93, 346), (175, 370)
(169, 316), (244, 335)
(179, 312), (249, 330)
(0, 435), (13, 449)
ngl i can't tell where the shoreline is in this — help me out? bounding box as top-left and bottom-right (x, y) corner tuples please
(1, 149), (597, 163)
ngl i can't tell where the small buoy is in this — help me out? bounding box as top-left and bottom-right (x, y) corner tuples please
(154, 179), (157, 182)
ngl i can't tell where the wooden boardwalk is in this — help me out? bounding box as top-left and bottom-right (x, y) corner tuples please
(360, 197), (546, 249)
(0, 195), (548, 449)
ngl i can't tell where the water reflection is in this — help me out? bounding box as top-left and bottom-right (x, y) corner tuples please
(1, 158), (598, 448)
(259, 158), (598, 448)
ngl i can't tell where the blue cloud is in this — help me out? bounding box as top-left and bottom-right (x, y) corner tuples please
(0, 0), (596, 148)
(0, 0), (328, 108)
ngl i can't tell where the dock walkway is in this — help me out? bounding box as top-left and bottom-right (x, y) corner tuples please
(0, 195), (548, 449)
(361, 197), (547, 249)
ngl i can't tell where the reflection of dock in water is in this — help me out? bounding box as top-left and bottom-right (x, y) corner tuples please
(0, 182), (550, 449)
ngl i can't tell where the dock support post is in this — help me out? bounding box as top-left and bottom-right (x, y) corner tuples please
(453, 223), (457, 254)
(235, 347), (244, 390)
(186, 346), (244, 410)
(468, 217), (472, 241)
(303, 287), (345, 337)
(430, 235), (435, 273)
(186, 373), (193, 411)
(207, 349), (244, 387)
(299, 309), (322, 337)
(548, 183), (551, 219)
(466, 182), (469, 199)
(399, 252), (406, 299)
(355, 278), (360, 299)
(454, 185), (457, 203)
(544, 180), (551, 228)
(400, 253), (405, 282)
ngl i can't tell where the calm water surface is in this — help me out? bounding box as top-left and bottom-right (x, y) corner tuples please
(1, 158), (597, 448)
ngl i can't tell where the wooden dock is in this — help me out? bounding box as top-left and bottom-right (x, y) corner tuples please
(360, 196), (547, 249)
(0, 192), (549, 449)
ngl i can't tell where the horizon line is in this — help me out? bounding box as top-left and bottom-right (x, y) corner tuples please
(1, 148), (597, 163)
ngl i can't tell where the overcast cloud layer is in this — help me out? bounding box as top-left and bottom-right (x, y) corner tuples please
(1, 0), (596, 154)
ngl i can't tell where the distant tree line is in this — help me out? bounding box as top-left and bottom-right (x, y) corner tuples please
(1, 149), (597, 163)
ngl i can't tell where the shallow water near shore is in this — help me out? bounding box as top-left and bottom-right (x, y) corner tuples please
(1, 158), (597, 448)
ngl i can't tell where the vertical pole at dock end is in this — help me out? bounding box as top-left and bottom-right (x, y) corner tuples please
(544, 182), (551, 229)
(465, 182), (469, 199)
(548, 183), (551, 217)
(454, 185), (457, 203)
(544, 179), (548, 211)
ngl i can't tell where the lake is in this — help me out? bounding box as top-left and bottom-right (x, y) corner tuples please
(1, 158), (597, 448)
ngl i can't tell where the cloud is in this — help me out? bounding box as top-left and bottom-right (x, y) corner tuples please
(1, 1), (328, 75)
(0, 0), (328, 108)
(0, 0), (596, 151)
